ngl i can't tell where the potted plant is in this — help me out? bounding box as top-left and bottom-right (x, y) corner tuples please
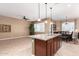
(29, 22), (35, 35)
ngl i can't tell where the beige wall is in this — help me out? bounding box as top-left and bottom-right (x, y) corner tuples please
(45, 18), (54, 34)
(55, 20), (62, 31)
(76, 19), (79, 30)
(0, 16), (30, 38)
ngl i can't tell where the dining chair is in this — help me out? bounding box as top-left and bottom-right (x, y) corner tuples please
(72, 31), (78, 44)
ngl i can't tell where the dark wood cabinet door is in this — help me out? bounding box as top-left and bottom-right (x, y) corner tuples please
(35, 39), (46, 56)
(58, 36), (61, 49)
(51, 39), (54, 56)
(53, 36), (60, 55)
(56, 37), (59, 50)
(46, 40), (51, 56)
(53, 37), (56, 54)
(47, 39), (54, 56)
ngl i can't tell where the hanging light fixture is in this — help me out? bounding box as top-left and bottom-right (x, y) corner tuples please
(65, 16), (68, 24)
(50, 7), (53, 24)
(45, 3), (47, 23)
(38, 3), (41, 21)
(50, 7), (53, 35)
(45, 3), (47, 19)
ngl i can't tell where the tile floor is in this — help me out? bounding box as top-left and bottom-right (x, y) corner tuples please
(55, 41), (79, 56)
(0, 37), (32, 56)
(0, 37), (79, 56)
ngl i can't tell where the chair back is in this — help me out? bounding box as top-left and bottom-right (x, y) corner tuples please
(72, 31), (78, 39)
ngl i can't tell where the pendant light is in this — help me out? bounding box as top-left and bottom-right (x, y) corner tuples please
(50, 7), (53, 24)
(38, 3), (41, 21)
(50, 7), (53, 35)
(45, 3), (48, 23)
(65, 16), (68, 24)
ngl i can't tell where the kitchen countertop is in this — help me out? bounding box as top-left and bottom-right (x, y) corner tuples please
(28, 34), (61, 41)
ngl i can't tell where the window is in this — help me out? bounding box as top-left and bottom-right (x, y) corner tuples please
(62, 22), (75, 32)
(34, 23), (45, 32)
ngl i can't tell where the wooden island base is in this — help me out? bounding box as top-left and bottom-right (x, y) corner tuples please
(34, 36), (61, 56)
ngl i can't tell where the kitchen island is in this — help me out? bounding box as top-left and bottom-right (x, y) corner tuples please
(29, 34), (62, 56)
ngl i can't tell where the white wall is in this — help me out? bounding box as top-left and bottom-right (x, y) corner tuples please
(0, 3), (79, 20)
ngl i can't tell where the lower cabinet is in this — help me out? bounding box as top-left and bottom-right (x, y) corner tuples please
(35, 39), (47, 56)
(34, 36), (61, 56)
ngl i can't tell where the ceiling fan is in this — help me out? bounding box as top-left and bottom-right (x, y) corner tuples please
(23, 16), (30, 20)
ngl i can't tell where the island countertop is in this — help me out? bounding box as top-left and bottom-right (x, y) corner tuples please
(28, 34), (61, 41)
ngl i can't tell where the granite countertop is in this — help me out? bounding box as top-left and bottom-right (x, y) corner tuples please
(28, 34), (61, 41)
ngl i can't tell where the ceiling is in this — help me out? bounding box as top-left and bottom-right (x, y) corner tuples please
(0, 3), (79, 20)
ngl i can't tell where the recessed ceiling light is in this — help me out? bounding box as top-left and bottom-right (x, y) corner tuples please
(67, 4), (71, 7)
